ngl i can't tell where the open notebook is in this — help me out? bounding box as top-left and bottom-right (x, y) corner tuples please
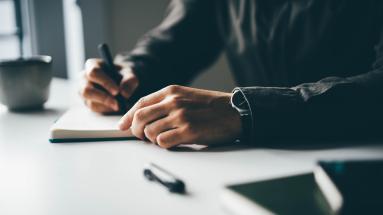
(49, 106), (134, 143)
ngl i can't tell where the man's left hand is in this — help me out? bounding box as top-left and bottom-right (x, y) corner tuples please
(118, 85), (242, 148)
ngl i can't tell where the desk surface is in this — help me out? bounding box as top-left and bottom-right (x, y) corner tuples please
(0, 79), (383, 215)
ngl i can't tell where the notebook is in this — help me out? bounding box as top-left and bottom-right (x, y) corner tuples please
(221, 173), (331, 215)
(314, 160), (383, 215)
(49, 106), (134, 143)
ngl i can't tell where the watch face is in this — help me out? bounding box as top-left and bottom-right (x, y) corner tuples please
(232, 90), (250, 111)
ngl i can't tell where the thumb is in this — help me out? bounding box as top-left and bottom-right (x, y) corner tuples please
(119, 67), (139, 99)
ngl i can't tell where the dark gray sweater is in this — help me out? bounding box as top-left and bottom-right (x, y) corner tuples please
(118, 0), (383, 143)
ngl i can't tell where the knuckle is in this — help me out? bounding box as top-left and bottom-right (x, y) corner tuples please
(81, 85), (92, 98)
(130, 121), (142, 137)
(176, 108), (188, 122)
(122, 70), (136, 81)
(89, 102), (96, 109)
(166, 85), (181, 94)
(100, 94), (109, 104)
(137, 97), (146, 106)
(168, 95), (183, 108)
(157, 136), (171, 148)
(88, 102), (99, 112)
(134, 109), (145, 121)
(182, 123), (195, 138)
(167, 96), (177, 104)
(85, 58), (100, 67)
(183, 122), (193, 132)
(130, 126), (140, 138)
(144, 126), (155, 141)
(86, 68), (98, 80)
(143, 126), (151, 136)
(156, 134), (165, 144)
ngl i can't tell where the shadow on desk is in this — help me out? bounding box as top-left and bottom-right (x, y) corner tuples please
(170, 137), (383, 153)
(0, 107), (67, 124)
(5, 107), (66, 116)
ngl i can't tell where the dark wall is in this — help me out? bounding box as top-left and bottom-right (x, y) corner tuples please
(80, 0), (235, 91)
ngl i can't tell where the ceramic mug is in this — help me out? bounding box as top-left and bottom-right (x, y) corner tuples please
(0, 55), (52, 111)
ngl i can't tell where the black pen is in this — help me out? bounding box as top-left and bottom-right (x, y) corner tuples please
(97, 43), (127, 112)
(143, 163), (186, 194)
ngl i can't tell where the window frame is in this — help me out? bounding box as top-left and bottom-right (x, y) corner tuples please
(0, 0), (23, 58)
(0, 0), (68, 78)
(29, 0), (68, 78)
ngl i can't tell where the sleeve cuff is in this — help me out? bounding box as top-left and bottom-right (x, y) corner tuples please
(232, 86), (304, 144)
(231, 88), (254, 144)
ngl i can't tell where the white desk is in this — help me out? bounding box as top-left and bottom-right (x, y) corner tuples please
(0, 79), (383, 215)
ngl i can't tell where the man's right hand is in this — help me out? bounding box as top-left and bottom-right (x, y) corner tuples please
(80, 58), (139, 113)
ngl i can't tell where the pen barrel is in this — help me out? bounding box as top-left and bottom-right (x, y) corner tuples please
(100, 63), (122, 84)
(98, 43), (128, 112)
(98, 44), (122, 83)
(143, 165), (186, 194)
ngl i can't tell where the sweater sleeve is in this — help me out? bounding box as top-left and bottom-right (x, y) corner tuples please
(115, 0), (223, 101)
(235, 27), (383, 144)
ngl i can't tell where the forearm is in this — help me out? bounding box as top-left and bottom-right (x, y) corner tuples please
(236, 73), (383, 144)
(115, 0), (223, 100)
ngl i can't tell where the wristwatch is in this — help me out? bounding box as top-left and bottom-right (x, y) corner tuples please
(231, 89), (252, 143)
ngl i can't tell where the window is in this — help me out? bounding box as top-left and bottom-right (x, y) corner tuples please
(0, 0), (68, 78)
(0, 0), (21, 59)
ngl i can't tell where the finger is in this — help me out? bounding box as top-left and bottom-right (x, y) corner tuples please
(119, 92), (184, 131)
(125, 101), (171, 138)
(85, 58), (122, 71)
(85, 58), (102, 67)
(81, 84), (119, 111)
(85, 66), (119, 96)
(122, 85), (183, 128)
(119, 96), (164, 130)
(85, 100), (115, 113)
(143, 116), (176, 144)
(120, 70), (139, 99)
(85, 68), (119, 96)
(156, 128), (185, 149)
(119, 67), (138, 98)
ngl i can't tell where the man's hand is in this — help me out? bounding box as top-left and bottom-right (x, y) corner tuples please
(80, 58), (139, 113)
(118, 85), (242, 148)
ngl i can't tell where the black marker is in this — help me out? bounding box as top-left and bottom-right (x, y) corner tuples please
(144, 163), (186, 194)
(97, 43), (127, 112)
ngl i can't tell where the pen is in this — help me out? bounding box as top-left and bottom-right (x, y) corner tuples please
(143, 163), (186, 194)
(97, 43), (127, 112)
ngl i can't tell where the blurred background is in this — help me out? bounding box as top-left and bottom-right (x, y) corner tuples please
(0, 0), (235, 91)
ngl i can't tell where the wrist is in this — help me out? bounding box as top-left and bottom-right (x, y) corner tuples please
(231, 89), (252, 144)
